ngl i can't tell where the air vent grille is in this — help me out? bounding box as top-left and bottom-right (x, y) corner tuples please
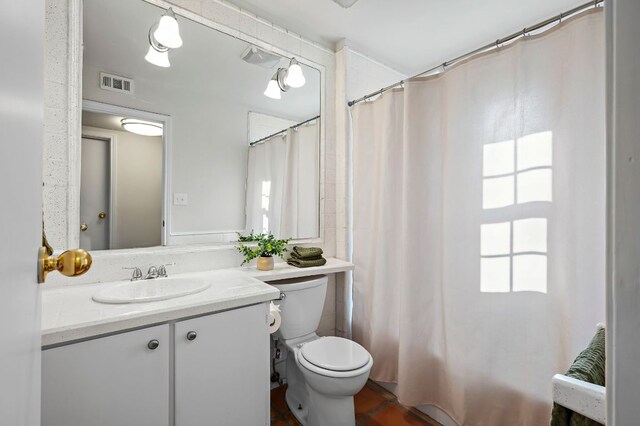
(99, 72), (134, 94)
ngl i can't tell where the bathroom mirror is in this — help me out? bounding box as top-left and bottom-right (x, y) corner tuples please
(79, 0), (321, 250)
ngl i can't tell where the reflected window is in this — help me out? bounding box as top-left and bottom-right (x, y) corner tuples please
(261, 181), (271, 233)
(481, 132), (552, 294)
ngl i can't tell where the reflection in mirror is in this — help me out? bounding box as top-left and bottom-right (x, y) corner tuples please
(81, 0), (321, 250)
(80, 109), (164, 250)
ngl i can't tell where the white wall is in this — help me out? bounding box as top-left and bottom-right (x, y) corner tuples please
(344, 48), (406, 102)
(83, 66), (250, 234)
(334, 42), (406, 338)
(606, 0), (640, 423)
(248, 111), (297, 142)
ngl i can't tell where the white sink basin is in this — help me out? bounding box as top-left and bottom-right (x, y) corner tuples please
(92, 278), (211, 304)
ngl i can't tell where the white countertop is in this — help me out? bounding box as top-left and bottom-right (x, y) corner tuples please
(41, 258), (353, 347)
(242, 257), (354, 282)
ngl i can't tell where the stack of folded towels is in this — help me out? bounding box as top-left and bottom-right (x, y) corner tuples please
(287, 246), (327, 268)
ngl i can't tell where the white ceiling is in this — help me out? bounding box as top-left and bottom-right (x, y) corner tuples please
(228, 0), (584, 75)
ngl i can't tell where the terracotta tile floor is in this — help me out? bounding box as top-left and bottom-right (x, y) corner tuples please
(271, 380), (441, 425)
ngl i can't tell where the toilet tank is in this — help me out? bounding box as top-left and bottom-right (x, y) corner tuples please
(268, 275), (328, 340)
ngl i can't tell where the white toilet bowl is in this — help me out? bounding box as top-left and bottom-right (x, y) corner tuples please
(269, 275), (373, 426)
(282, 336), (373, 426)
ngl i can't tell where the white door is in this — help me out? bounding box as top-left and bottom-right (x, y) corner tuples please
(42, 325), (170, 426)
(174, 304), (270, 426)
(80, 136), (110, 250)
(0, 1), (44, 425)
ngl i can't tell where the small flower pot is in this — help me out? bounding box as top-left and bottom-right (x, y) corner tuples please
(257, 256), (274, 271)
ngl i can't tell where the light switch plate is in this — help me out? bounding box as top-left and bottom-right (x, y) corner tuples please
(174, 193), (188, 205)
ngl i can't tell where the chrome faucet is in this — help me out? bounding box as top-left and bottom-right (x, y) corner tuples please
(144, 264), (170, 280)
(123, 267), (143, 281)
(124, 265), (170, 281)
(158, 264), (168, 278)
(144, 266), (159, 280)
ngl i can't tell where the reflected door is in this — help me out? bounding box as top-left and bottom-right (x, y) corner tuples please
(80, 136), (110, 250)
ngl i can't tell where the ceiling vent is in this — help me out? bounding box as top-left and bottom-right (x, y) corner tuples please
(332, 0), (361, 8)
(99, 72), (134, 94)
(241, 46), (283, 69)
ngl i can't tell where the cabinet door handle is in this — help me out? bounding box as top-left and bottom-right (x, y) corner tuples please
(147, 339), (160, 350)
(186, 331), (197, 341)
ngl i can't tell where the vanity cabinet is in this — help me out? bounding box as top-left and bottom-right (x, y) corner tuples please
(42, 324), (170, 426)
(174, 303), (270, 425)
(42, 303), (270, 426)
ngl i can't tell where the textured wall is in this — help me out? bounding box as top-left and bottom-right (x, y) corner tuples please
(334, 42), (405, 337)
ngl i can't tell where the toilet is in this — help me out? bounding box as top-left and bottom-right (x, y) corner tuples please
(269, 275), (373, 426)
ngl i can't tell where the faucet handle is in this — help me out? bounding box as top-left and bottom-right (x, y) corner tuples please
(158, 264), (167, 277)
(123, 267), (142, 281)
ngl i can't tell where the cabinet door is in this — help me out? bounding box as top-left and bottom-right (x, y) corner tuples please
(42, 325), (170, 426)
(175, 303), (269, 426)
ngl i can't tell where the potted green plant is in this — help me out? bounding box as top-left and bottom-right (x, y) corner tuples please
(236, 231), (290, 271)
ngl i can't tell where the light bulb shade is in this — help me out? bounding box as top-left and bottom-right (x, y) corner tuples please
(285, 60), (306, 88)
(121, 118), (164, 136)
(145, 45), (170, 67)
(153, 11), (183, 49)
(264, 79), (282, 99)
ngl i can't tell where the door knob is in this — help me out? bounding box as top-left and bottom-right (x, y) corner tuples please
(186, 331), (197, 341)
(38, 247), (92, 283)
(98, 212), (107, 219)
(147, 339), (160, 350)
(80, 223), (88, 232)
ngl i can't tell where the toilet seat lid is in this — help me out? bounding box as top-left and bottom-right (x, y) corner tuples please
(300, 337), (370, 371)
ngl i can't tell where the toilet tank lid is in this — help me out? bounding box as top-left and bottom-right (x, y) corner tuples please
(301, 336), (371, 371)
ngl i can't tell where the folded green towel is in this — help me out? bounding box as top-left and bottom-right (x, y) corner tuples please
(292, 246), (323, 259)
(287, 257), (327, 268)
(290, 252), (323, 261)
(550, 327), (605, 426)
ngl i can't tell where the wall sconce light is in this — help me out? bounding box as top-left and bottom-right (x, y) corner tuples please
(145, 34), (170, 68)
(145, 7), (183, 68)
(264, 74), (282, 99)
(121, 118), (164, 136)
(285, 58), (306, 88)
(263, 57), (306, 99)
(153, 8), (183, 49)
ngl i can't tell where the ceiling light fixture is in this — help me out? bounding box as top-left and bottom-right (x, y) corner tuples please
(121, 118), (164, 136)
(153, 8), (183, 49)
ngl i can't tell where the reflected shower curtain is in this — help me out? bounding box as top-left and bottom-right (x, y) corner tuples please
(351, 11), (604, 426)
(246, 122), (319, 238)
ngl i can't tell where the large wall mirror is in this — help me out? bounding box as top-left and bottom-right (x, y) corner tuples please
(79, 0), (322, 250)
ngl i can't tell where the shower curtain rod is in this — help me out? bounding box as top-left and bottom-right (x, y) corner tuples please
(348, 0), (604, 107)
(249, 115), (320, 146)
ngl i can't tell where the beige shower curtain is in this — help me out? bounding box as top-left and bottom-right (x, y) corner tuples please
(351, 11), (604, 426)
(246, 122), (319, 239)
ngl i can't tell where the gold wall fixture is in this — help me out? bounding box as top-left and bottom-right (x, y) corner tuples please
(38, 247), (93, 284)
